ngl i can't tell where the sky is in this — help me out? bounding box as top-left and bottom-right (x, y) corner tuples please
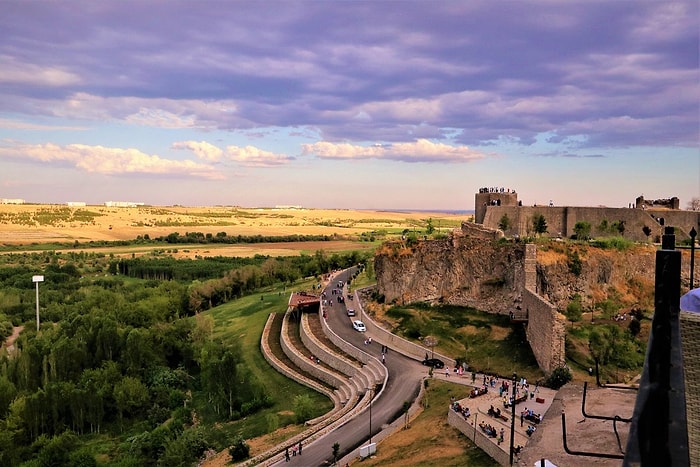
(1, 1), (698, 211)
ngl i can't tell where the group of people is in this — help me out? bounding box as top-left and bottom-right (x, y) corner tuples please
(479, 187), (516, 194)
(451, 400), (471, 419)
(521, 407), (543, 424)
(284, 441), (303, 461)
(469, 385), (488, 398)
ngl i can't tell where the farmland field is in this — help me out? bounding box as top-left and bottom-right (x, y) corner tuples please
(0, 204), (470, 257)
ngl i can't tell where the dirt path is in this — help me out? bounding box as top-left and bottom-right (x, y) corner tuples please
(3, 325), (24, 355)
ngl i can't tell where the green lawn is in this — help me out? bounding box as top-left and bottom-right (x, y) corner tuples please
(198, 279), (333, 446)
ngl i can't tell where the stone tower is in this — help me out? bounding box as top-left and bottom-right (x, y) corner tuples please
(475, 189), (519, 224)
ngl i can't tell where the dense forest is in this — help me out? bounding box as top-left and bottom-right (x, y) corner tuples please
(0, 248), (368, 466)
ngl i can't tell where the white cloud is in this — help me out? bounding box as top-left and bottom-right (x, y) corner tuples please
(0, 141), (223, 179)
(172, 140), (224, 162)
(225, 145), (294, 167)
(302, 139), (488, 163)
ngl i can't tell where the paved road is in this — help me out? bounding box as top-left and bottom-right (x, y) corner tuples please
(275, 269), (428, 466)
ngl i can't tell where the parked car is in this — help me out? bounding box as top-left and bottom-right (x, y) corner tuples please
(422, 358), (445, 369)
(346, 308), (355, 316)
(352, 320), (366, 332)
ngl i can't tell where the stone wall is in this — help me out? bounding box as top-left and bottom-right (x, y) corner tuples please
(482, 204), (700, 242)
(353, 289), (457, 369)
(448, 408), (510, 466)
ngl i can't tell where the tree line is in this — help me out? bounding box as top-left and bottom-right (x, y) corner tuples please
(0, 248), (370, 465)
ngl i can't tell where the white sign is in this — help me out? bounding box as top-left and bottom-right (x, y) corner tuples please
(32, 275), (44, 282)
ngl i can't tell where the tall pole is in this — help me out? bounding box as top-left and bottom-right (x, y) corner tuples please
(690, 227), (696, 289)
(32, 275), (44, 332)
(368, 386), (373, 444)
(510, 372), (517, 466)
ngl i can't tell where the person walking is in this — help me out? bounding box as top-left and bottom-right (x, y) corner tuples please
(298, 441), (302, 456)
(285, 447), (290, 462)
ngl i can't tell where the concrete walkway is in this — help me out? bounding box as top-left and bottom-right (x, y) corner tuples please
(433, 370), (557, 462)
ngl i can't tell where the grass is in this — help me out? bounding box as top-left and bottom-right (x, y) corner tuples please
(377, 303), (544, 383)
(195, 279), (334, 449)
(357, 379), (498, 467)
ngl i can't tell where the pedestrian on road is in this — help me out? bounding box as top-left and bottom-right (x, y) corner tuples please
(520, 412), (524, 427)
(445, 367), (450, 377)
(285, 448), (290, 462)
(382, 354), (385, 364)
(298, 441), (302, 455)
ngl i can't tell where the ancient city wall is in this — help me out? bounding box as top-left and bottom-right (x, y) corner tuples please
(482, 205), (700, 242)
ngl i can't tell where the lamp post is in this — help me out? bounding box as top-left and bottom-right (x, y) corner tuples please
(32, 275), (44, 332)
(367, 386), (374, 444)
(509, 372), (517, 466)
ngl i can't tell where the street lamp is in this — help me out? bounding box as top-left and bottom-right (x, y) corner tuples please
(509, 372), (517, 466)
(367, 386), (374, 444)
(32, 275), (44, 332)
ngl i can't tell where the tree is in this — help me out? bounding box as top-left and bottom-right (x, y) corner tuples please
(687, 197), (700, 211)
(401, 400), (411, 429)
(573, 221), (591, 240)
(532, 214), (548, 236)
(544, 366), (572, 389)
(332, 442), (340, 466)
(498, 214), (511, 232)
(229, 437), (250, 462)
(565, 296), (583, 325)
(293, 394), (314, 424)
(628, 318), (641, 337)
(425, 218), (435, 235)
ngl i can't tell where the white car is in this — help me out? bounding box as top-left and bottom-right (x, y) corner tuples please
(352, 320), (366, 332)
(346, 308), (355, 316)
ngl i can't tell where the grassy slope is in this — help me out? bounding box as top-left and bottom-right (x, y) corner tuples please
(359, 379), (498, 467)
(198, 279), (333, 451)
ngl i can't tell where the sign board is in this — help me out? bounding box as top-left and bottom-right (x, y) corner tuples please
(32, 275), (44, 282)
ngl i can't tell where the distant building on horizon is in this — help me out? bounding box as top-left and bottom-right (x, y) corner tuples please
(104, 201), (144, 208)
(1, 198), (25, 204)
(66, 202), (87, 207)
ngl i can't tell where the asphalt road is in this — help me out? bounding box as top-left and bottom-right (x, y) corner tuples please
(275, 269), (427, 467)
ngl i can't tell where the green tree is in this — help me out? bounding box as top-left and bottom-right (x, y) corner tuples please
(573, 221), (591, 240)
(293, 394), (314, 424)
(332, 442), (340, 466)
(229, 437), (250, 462)
(532, 214), (548, 236)
(498, 214), (511, 232)
(544, 366), (572, 389)
(565, 296), (583, 325)
(113, 376), (149, 426)
(425, 218), (435, 235)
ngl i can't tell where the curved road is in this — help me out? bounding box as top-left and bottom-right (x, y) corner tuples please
(275, 269), (428, 466)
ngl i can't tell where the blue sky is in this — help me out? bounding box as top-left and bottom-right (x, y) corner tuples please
(1, 1), (698, 210)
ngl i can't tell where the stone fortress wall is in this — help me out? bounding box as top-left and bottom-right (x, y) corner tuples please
(476, 190), (699, 243)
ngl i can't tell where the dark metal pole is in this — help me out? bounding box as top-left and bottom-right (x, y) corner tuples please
(690, 227), (696, 289)
(369, 387), (373, 445)
(509, 372), (517, 465)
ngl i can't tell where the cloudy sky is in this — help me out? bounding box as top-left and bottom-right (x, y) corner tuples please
(1, 1), (698, 210)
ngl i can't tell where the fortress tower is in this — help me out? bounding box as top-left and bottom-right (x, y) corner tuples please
(475, 188), (518, 224)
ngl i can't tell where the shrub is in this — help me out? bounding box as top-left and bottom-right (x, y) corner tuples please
(545, 366), (572, 389)
(229, 438), (250, 462)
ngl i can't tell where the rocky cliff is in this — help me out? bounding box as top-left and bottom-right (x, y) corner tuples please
(374, 223), (685, 315)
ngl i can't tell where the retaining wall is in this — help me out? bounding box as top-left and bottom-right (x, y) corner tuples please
(352, 290), (457, 370)
(300, 312), (359, 378)
(448, 408), (510, 466)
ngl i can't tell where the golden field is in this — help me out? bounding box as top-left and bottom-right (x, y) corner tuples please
(0, 204), (470, 257)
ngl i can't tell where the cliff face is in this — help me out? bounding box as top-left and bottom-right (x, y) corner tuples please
(375, 235), (527, 312)
(375, 230), (663, 315)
